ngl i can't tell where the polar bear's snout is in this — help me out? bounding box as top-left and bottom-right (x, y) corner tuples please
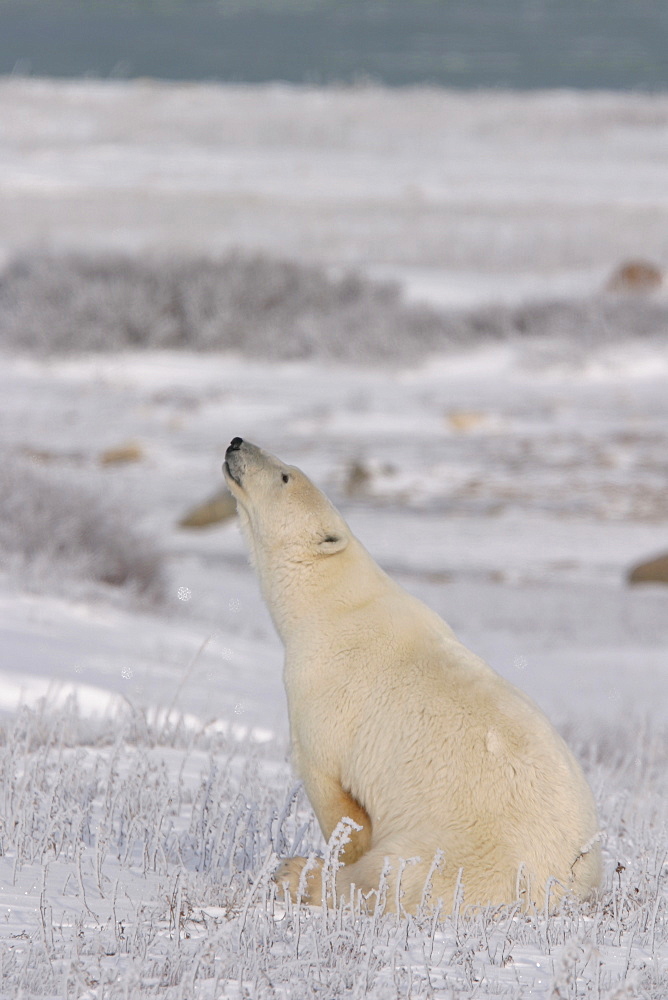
(224, 437), (246, 486)
(224, 437), (269, 489)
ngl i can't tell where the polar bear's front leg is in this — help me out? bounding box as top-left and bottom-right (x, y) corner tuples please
(303, 772), (373, 864)
(274, 774), (373, 904)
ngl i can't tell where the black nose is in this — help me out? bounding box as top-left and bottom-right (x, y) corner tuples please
(228, 437), (243, 452)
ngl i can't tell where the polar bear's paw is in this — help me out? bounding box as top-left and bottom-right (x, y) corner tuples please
(274, 856), (324, 904)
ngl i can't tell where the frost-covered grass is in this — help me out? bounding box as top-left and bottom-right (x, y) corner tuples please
(0, 455), (166, 606)
(0, 701), (665, 999)
(1, 252), (667, 364)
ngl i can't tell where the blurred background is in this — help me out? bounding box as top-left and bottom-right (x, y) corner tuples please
(0, 0), (667, 721)
(2, 0), (668, 89)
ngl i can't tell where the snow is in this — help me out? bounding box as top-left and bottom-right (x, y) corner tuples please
(2, 79), (668, 279)
(0, 78), (667, 998)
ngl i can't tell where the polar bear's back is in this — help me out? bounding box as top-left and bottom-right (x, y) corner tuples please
(337, 622), (601, 907)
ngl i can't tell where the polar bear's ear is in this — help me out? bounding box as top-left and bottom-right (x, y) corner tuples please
(318, 531), (348, 556)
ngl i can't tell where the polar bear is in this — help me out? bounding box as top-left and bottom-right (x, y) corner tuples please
(223, 437), (602, 913)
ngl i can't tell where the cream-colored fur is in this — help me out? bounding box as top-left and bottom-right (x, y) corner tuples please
(223, 439), (602, 914)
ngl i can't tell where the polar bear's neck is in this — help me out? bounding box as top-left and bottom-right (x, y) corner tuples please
(255, 535), (454, 662)
(256, 536), (391, 647)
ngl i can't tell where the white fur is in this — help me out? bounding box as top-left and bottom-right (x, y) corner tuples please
(223, 440), (602, 913)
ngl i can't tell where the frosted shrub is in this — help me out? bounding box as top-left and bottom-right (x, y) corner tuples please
(0, 455), (165, 603)
(1, 251), (666, 365)
(0, 251), (448, 363)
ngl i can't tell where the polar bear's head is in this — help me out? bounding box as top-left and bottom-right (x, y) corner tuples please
(223, 439), (350, 573)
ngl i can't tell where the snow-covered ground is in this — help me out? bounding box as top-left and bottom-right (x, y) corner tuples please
(0, 79), (667, 998)
(2, 79), (668, 302)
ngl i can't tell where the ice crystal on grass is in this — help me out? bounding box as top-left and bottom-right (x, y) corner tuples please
(0, 702), (665, 999)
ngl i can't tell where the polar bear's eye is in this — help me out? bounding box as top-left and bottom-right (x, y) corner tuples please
(282, 473), (290, 483)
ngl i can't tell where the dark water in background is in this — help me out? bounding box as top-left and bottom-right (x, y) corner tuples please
(1, 0), (667, 90)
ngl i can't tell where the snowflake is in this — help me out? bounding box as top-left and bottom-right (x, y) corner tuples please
(177, 586), (192, 602)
